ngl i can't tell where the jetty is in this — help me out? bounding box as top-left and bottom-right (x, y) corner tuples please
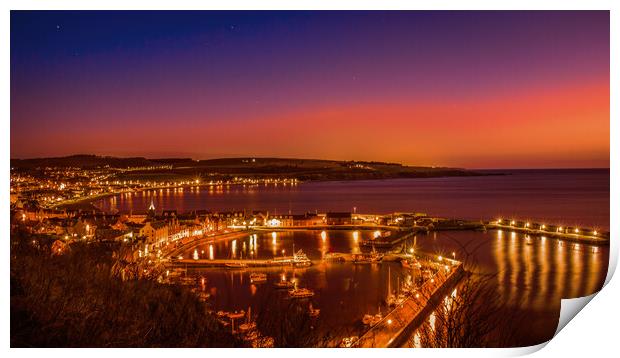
(352, 259), (465, 348)
(486, 219), (609, 245)
(359, 229), (419, 248)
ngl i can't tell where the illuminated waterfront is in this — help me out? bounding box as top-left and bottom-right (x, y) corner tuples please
(97, 169), (610, 230)
(174, 229), (608, 347)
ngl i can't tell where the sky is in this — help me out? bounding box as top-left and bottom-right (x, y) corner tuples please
(10, 11), (609, 168)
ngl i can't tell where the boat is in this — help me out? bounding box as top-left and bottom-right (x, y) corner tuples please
(274, 279), (295, 289)
(178, 276), (195, 285)
(242, 329), (259, 340)
(308, 303), (320, 317)
(372, 313), (383, 326)
(340, 336), (359, 348)
(227, 310), (246, 320)
(323, 252), (345, 262)
(401, 282), (413, 294)
(250, 272), (267, 283)
(363, 304), (383, 326)
(238, 307), (257, 333)
(293, 249), (312, 267)
(269, 248), (312, 267)
(353, 245), (384, 264)
(251, 336), (275, 348)
(386, 294), (397, 307)
(197, 291), (211, 301)
(288, 287), (315, 299)
(362, 314), (374, 325)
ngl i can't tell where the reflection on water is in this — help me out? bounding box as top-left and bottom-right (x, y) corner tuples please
(97, 170), (610, 230)
(180, 229), (607, 347)
(96, 170), (609, 346)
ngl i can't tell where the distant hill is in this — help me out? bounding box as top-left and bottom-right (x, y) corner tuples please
(10, 155), (486, 180)
(10, 155), (163, 169)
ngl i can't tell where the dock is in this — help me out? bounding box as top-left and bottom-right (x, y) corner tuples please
(353, 261), (465, 348)
(168, 257), (311, 268)
(486, 220), (609, 245)
(359, 229), (419, 248)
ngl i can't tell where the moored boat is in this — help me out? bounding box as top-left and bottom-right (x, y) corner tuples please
(323, 252), (345, 262)
(293, 249), (312, 267)
(274, 279), (295, 289)
(250, 272), (267, 283)
(288, 287), (315, 299)
(340, 336), (358, 348)
(308, 303), (320, 317)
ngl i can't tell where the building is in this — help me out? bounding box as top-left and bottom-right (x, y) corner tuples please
(325, 212), (352, 225)
(139, 221), (169, 245)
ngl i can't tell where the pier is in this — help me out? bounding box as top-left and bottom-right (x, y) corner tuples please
(486, 220), (609, 245)
(359, 229), (419, 248)
(353, 260), (465, 348)
(168, 257), (311, 268)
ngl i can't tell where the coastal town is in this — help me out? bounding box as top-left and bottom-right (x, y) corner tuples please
(9, 8), (611, 351)
(10, 164), (609, 348)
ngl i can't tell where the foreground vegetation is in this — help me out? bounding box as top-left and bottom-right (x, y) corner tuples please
(10, 235), (238, 347)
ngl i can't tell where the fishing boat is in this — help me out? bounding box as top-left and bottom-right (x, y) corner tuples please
(197, 291), (211, 301)
(251, 336), (275, 348)
(293, 249), (312, 267)
(178, 276), (195, 285)
(353, 246), (384, 264)
(362, 314), (374, 325)
(372, 312), (383, 325)
(363, 314), (383, 327)
(227, 310), (246, 320)
(340, 336), (358, 348)
(363, 303), (382, 326)
(242, 329), (259, 341)
(238, 307), (257, 333)
(274, 279), (294, 289)
(308, 303), (320, 317)
(288, 287), (315, 299)
(323, 252), (345, 262)
(250, 272), (267, 283)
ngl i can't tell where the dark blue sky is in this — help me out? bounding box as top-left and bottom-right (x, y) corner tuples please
(10, 11), (609, 168)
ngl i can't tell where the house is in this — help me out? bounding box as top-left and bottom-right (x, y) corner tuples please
(96, 227), (133, 242)
(139, 221), (169, 245)
(326, 212), (352, 225)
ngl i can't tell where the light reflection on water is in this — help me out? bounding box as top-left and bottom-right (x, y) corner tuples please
(97, 170), (610, 230)
(181, 229), (607, 347)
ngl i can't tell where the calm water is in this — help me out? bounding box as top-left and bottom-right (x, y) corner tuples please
(97, 169), (609, 347)
(180, 229), (608, 347)
(98, 169), (610, 230)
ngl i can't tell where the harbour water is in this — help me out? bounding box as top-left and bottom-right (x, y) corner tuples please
(176, 229), (608, 347)
(97, 169), (610, 230)
(97, 169), (610, 347)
